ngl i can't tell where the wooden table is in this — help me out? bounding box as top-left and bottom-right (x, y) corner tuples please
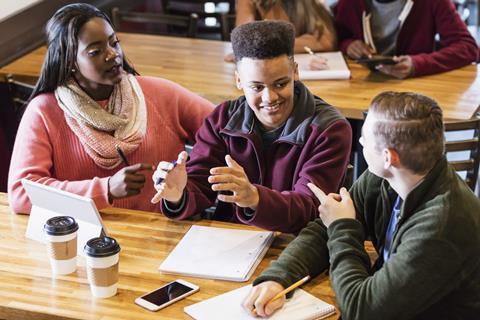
(0, 33), (479, 120)
(0, 193), (339, 320)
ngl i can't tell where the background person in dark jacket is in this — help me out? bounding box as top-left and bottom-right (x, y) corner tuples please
(335, 0), (478, 78)
(243, 92), (480, 319)
(151, 21), (352, 234)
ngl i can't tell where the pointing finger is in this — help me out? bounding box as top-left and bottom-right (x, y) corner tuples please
(126, 173), (146, 183)
(124, 163), (153, 173)
(307, 183), (327, 203)
(339, 187), (352, 201)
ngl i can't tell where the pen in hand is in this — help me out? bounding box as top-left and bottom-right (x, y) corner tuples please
(156, 160), (177, 185)
(304, 46), (315, 56)
(115, 144), (130, 166)
(252, 275), (310, 315)
(303, 46), (328, 70)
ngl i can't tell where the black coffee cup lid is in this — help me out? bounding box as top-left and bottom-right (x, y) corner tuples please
(84, 236), (121, 257)
(44, 216), (79, 236)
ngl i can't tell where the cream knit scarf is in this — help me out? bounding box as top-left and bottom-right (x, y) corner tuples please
(55, 74), (147, 169)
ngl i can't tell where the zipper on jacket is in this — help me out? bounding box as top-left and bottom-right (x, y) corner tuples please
(248, 138), (264, 186)
(220, 130), (265, 186)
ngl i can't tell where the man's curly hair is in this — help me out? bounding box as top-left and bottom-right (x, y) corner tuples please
(231, 20), (295, 63)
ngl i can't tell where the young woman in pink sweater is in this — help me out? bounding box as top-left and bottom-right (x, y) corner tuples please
(7, 3), (214, 214)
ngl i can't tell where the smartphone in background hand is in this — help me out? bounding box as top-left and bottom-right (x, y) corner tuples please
(356, 55), (396, 70)
(135, 279), (199, 311)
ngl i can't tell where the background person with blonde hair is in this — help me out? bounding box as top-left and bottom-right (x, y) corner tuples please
(226, 0), (336, 65)
(239, 0), (336, 51)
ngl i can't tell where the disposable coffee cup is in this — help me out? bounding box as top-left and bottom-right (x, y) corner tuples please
(43, 216), (79, 275)
(84, 236), (121, 298)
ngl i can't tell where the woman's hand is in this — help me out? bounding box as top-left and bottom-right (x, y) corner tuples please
(108, 163), (153, 200)
(309, 55), (329, 70)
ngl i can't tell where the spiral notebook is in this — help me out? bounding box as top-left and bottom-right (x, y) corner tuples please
(184, 284), (336, 320)
(159, 226), (274, 282)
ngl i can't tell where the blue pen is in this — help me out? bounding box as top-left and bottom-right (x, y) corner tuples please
(156, 160), (177, 185)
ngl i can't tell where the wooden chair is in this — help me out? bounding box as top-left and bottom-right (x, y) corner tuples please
(5, 74), (34, 124)
(163, 0), (235, 40)
(219, 13), (236, 41)
(111, 7), (198, 38)
(444, 118), (480, 192)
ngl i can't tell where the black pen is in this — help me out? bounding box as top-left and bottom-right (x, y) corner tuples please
(115, 145), (130, 166)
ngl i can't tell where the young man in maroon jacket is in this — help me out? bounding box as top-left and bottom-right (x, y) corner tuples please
(151, 21), (352, 234)
(335, 0), (478, 78)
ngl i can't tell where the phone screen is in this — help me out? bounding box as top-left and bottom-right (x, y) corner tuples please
(141, 282), (194, 306)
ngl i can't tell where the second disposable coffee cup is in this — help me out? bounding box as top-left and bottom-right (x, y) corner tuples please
(43, 216), (79, 275)
(84, 236), (121, 298)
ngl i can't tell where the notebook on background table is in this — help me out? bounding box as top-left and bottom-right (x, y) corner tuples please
(184, 284), (336, 320)
(159, 225), (274, 282)
(296, 52), (351, 80)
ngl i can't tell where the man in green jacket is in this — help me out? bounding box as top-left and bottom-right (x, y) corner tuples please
(243, 92), (480, 319)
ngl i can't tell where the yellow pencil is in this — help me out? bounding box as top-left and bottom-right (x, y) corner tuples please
(252, 275), (310, 314)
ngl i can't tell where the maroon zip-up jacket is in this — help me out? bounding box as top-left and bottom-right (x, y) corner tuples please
(335, 0), (478, 77)
(161, 81), (352, 234)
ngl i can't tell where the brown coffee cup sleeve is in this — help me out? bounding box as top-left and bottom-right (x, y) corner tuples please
(46, 237), (77, 260)
(87, 263), (119, 287)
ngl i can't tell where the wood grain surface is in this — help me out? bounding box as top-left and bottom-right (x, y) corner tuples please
(1, 192), (364, 320)
(1, 33), (478, 120)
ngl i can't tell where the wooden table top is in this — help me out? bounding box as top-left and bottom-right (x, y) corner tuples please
(0, 33), (479, 120)
(0, 192), (339, 320)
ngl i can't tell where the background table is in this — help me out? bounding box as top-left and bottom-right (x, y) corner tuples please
(1, 33), (479, 120)
(0, 193), (342, 320)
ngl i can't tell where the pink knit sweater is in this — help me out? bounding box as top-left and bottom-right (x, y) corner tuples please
(8, 76), (214, 214)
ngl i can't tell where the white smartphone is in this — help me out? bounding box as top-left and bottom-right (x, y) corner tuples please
(135, 279), (199, 311)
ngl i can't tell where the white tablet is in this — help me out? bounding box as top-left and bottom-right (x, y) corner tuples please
(22, 179), (107, 255)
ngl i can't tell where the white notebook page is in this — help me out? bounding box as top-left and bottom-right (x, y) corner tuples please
(184, 284), (336, 320)
(159, 226), (274, 282)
